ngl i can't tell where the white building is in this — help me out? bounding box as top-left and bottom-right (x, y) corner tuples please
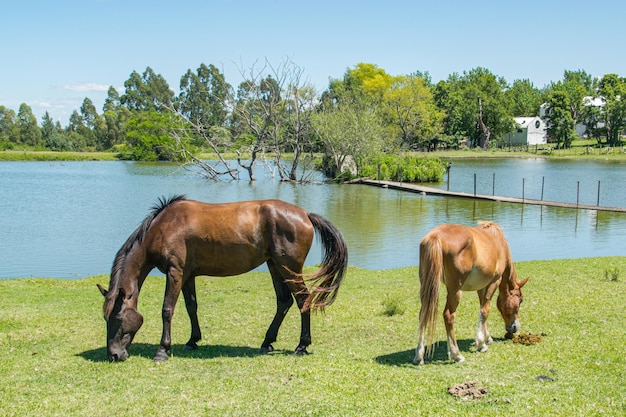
(505, 116), (547, 146)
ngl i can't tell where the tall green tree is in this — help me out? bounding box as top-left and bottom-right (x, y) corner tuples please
(0, 106), (18, 145)
(40, 111), (71, 150)
(544, 90), (575, 148)
(435, 67), (513, 148)
(383, 74), (443, 149)
(102, 86), (130, 149)
(597, 74), (626, 146)
(177, 63), (231, 136)
(17, 103), (42, 147)
(506, 79), (543, 116)
(121, 67), (175, 112)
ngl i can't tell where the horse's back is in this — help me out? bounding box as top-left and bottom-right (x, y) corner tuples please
(421, 223), (510, 285)
(144, 199), (314, 276)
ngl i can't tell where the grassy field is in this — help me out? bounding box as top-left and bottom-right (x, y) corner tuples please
(0, 150), (118, 161)
(1, 142), (626, 162)
(0, 257), (624, 416)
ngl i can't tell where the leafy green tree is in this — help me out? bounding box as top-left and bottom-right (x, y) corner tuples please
(79, 98), (99, 148)
(383, 74), (443, 149)
(435, 67), (513, 149)
(0, 106), (18, 146)
(597, 74), (626, 146)
(121, 111), (181, 161)
(506, 79), (543, 116)
(102, 86), (130, 149)
(312, 96), (385, 178)
(177, 63), (231, 139)
(544, 90), (575, 148)
(40, 112), (71, 150)
(562, 69), (596, 125)
(121, 67), (175, 112)
(17, 103), (42, 147)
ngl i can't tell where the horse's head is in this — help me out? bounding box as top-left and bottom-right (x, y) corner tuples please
(497, 276), (529, 337)
(97, 284), (144, 362)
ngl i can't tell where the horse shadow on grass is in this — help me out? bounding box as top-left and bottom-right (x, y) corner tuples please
(375, 339), (476, 367)
(77, 343), (283, 363)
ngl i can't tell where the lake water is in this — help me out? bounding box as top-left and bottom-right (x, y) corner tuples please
(1, 159), (625, 279)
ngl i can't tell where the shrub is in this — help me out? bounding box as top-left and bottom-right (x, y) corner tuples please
(360, 154), (445, 183)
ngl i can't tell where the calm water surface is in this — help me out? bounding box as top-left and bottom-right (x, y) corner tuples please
(1, 160), (625, 279)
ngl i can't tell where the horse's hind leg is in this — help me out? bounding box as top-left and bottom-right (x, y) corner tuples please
(182, 276), (202, 350)
(444, 289), (465, 363)
(260, 261), (295, 354)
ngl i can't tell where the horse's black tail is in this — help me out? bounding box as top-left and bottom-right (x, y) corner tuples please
(302, 213), (348, 312)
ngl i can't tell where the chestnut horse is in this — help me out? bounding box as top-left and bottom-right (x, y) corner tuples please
(97, 195), (348, 362)
(414, 222), (528, 365)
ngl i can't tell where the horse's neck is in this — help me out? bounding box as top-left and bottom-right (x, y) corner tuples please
(500, 262), (518, 290)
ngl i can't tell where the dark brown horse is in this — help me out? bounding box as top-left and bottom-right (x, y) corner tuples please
(97, 195), (348, 362)
(414, 222), (529, 365)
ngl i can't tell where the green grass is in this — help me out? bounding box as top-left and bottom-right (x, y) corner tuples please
(0, 150), (118, 161)
(1, 257), (625, 416)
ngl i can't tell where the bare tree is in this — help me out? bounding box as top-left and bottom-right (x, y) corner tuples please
(232, 57), (318, 182)
(167, 107), (239, 180)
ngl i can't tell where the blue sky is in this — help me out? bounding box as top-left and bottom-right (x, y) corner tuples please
(2, 0), (624, 124)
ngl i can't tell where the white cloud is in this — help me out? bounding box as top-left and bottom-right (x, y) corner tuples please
(63, 82), (111, 92)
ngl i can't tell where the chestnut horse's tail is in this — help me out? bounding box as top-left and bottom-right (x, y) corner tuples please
(301, 213), (349, 312)
(419, 234), (443, 356)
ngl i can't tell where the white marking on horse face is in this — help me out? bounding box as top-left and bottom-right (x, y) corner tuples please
(462, 268), (489, 291)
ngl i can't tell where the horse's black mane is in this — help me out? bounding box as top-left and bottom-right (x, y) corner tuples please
(104, 195), (187, 313)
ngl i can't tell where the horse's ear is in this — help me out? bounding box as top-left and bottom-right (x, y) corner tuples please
(97, 284), (108, 297)
(518, 276), (530, 288)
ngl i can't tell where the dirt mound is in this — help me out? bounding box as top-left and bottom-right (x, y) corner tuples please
(448, 382), (488, 400)
(512, 332), (546, 345)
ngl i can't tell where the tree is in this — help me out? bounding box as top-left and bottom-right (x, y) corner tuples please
(41, 111), (71, 150)
(17, 103), (42, 147)
(230, 58), (317, 181)
(435, 68), (513, 148)
(597, 74), (626, 146)
(544, 90), (575, 148)
(0, 106), (18, 145)
(121, 111), (181, 161)
(382, 74), (443, 149)
(121, 67), (175, 112)
(177, 63), (231, 139)
(312, 96), (385, 178)
(102, 86), (130, 149)
(506, 79), (543, 116)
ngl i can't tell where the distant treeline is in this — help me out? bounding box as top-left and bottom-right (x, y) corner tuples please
(1, 61), (624, 180)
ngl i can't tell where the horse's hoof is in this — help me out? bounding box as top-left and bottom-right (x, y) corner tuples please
(412, 356), (425, 365)
(153, 349), (169, 362)
(184, 342), (198, 351)
(294, 346), (309, 355)
(260, 344), (274, 354)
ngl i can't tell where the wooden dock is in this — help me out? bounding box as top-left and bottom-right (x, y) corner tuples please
(356, 179), (626, 213)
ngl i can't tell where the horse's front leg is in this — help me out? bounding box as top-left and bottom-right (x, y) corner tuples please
(154, 268), (184, 362)
(475, 282), (498, 352)
(444, 290), (464, 363)
(182, 276), (202, 351)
